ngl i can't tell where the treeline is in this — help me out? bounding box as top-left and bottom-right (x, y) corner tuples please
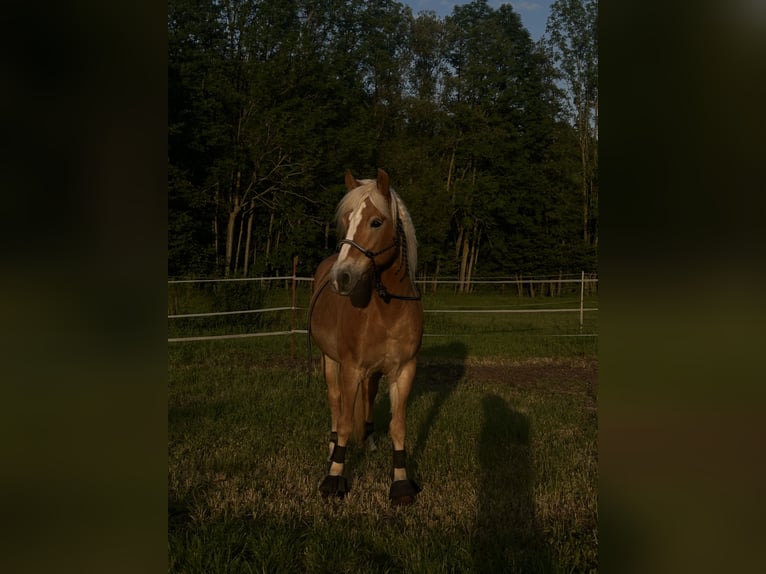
(169, 0), (598, 280)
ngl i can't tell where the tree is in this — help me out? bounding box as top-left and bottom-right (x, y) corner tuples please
(441, 0), (570, 285)
(544, 0), (598, 248)
(167, 0), (596, 280)
(168, 0), (232, 276)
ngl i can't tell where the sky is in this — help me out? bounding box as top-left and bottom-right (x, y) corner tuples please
(401, 1), (553, 42)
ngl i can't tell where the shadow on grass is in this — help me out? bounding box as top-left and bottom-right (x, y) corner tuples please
(365, 342), (466, 490)
(409, 341), (468, 483)
(472, 395), (554, 573)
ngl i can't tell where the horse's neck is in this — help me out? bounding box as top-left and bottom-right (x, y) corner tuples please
(380, 244), (412, 288)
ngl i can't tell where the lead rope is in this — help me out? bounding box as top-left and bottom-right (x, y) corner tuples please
(307, 219), (420, 383)
(306, 278), (331, 386)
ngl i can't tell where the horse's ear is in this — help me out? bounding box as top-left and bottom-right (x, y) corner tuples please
(376, 168), (390, 199)
(345, 170), (361, 192)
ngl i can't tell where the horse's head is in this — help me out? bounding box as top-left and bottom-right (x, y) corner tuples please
(330, 169), (399, 296)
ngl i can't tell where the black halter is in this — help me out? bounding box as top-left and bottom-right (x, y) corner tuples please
(336, 237), (398, 261)
(336, 219), (421, 303)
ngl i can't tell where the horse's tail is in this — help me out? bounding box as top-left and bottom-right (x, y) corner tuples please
(351, 377), (366, 445)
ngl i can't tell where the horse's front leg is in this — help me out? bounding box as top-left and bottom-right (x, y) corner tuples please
(388, 359), (421, 505)
(323, 355), (341, 462)
(319, 361), (362, 499)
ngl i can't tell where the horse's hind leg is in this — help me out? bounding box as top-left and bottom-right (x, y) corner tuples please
(364, 372), (382, 452)
(388, 359), (421, 505)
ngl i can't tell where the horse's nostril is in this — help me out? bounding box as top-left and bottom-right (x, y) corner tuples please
(339, 272), (351, 290)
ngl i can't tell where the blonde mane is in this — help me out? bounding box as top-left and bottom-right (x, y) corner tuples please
(335, 179), (418, 282)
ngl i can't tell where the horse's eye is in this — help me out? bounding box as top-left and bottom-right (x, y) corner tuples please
(371, 219), (383, 228)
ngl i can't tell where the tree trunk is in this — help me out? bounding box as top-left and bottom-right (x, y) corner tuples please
(466, 224), (480, 293)
(225, 196), (240, 277)
(225, 170), (242, 277)
(274, 228), (281, 260)
(455, 224), (464, 262)
(234, 207), (246, 275)
(580, 124), (590, 245)
(447, 144), (457, 204)
(458, 232), (470, 293)
(265, 211), (275, 258)
(472, 226), (480, 271)
(243, 199), (255, 276)
(213, 183), (220, 268)
(212, 217), (219, 268)
(592, 99), (599, 249)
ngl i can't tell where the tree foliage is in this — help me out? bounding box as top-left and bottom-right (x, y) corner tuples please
(544, 0), (598, 248)
(168, 0), (598, 279)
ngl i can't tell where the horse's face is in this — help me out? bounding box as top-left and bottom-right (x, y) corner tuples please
(330, 171), (397, 296)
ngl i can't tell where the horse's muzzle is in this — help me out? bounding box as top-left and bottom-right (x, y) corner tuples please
(330, 262), (366, 296)
(337, 271), (352, 293)
(330, 268), (352, 295)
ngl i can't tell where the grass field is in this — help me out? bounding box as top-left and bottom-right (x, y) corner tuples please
(168, 286), (598, 572)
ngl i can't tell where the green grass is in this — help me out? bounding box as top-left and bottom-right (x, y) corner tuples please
(169, 332), (598, 572)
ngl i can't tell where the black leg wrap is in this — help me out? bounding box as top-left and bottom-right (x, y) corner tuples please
(329, 431), (338, 445)
(390, 449), (419, 503)
(331, 444), (347, 464)
(389, 479), (421, 505)
(319, 475), (349, 499)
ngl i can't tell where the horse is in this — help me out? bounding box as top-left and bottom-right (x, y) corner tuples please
(309, 168), (423, 505)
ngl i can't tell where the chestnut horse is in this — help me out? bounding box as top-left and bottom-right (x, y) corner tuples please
(309, 169), (423, 505)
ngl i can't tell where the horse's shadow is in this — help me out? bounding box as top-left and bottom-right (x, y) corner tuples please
(370, 343), (553, 570)
(409, 342), (468, 468)
(368, 341), (466, 489)
(368, 341), (466, 477)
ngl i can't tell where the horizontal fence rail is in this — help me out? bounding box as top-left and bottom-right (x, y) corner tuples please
(168, 272), (598, 344)
(168, 276), (597, 285)
(424, 308), (597, 314)
(168, 306), (304, 319)
(168, 276), (314, 284)
(416, 279), (597, 284)
(168, 331), (296, 343)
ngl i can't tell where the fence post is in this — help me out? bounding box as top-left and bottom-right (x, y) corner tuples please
(291, 255), (298, 360)
(580, 271), (585, 335)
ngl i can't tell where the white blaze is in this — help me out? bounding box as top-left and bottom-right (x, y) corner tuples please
(337, 199), (366, 263)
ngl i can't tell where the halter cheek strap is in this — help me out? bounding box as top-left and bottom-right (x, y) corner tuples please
(335, 219), (421, 302)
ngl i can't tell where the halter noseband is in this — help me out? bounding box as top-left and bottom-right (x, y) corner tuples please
(335, 220), (421, 302)
(336, 237), (398, 260)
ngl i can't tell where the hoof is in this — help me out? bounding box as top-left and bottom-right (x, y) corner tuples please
(389, 479), (421, 506)
(319, 475), (348, 499)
